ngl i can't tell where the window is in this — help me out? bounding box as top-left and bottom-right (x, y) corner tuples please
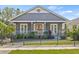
(50, 24), (58, 35)
(20, 24), (28, 34)
(34, 23), (44, 31)
(36, 24), (42, 30)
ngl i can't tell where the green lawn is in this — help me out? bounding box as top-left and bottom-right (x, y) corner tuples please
(9, 49), (79, 54)
(23, 40), (79, 45)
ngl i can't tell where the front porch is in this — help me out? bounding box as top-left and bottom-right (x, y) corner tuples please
(15, 22), (65, 39)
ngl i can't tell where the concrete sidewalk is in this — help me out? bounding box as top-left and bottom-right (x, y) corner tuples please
(0, 45), (79, 54)
(0, 50), (10, 54)
(0, 46), (79, 50)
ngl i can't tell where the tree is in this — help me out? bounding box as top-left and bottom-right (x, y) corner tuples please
(5, 24), (15, 38)
(0, 20), (15, 39)
(0, 21), (7, 38)
(0, 7), (23, 23)
(67, 25), (79, 40)
(1, 7), (15, 21)
(15, 8), (21, 15)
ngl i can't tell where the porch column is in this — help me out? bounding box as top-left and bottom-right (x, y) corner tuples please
(31, 22), (33, 32)
(62, 23), (66, 36)
(44, 22), (46, 31)
(58, 23), (62, 37)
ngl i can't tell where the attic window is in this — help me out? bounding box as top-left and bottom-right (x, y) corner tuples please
(37, 9), (41, 12)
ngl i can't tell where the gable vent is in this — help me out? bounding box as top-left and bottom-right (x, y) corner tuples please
(37, 9), (41, 12)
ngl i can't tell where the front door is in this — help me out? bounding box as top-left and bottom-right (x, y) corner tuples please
(50, 24), (58, 35)
(34, 23), (44, 35)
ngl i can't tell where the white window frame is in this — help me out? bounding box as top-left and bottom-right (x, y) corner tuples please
(34, 23), (44, 31)
(20, 24), (28, 34)
(34, 23), (44, 35)
(50, 24), (58, 35)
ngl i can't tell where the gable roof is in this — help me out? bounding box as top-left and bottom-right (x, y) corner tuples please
(70, 17), (79, 25)
(11, 6), (67, 22)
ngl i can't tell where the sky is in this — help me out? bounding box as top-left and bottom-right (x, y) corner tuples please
(0, 5), (79, 20)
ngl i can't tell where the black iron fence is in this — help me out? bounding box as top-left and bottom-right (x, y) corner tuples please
(0, 31), (79, 47)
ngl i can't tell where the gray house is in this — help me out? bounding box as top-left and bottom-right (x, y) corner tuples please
(11, 6), (66, 39)
(68, 18), (79, 31)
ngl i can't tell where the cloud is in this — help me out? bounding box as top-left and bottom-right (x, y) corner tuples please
(48, 6), (57, 10)
(75, 13), (79, 16)
(60, 10), (73, 14)
(61, 10), (79, 15)
(57, 10), (79, 19)
(48, 6), (63, 10)
(48, 6), (79, 19)
(64, 11), (73, 13)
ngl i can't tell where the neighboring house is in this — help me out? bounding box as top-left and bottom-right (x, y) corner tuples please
(11, 6), (67, 39)
(65, 20), (71, 30)
(68, 18), (79, 31)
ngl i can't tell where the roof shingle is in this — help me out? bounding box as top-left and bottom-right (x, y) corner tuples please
(12, 13), (65, 22)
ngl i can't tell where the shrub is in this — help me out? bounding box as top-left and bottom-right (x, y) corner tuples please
(16, 34), (30, 39)
(24, 34), (29, 39)
(44, 31), (49, 35)
(28, 32), (37, 39)
(60, 35), (66, 39)
(16, 32), (37, 39)
(16, 34), (23, 39)
(67, 31), (73, 37)
(69, 25), (79, 41)
(72, 31), (79, 41)
(43, 31), (49, 39)
(43, 35), (48, 39)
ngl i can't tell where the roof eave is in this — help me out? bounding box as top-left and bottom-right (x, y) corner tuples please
(11, 21), (66, 23)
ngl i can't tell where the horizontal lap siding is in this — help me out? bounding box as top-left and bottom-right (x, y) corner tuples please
(46, 22), (63, 36)
(46, 22), (61, 30)
(15, 22), (64, 36)
(16, 23), (20, 34)
(15, 22), (31, 34)
(28, 22), (31, 32)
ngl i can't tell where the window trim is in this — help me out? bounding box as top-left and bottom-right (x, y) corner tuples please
(34, 23), (44, 32)
(50, 24), (58, 35)
(20, 24), (28, 34)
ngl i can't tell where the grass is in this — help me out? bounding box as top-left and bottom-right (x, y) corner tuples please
(9, 49), (79, 54)
(23, 40), (79, 45)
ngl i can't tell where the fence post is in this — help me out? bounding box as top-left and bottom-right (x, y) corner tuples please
(39, 35), (41, 45)
(1, 40), (3, 46)
(56, 33), (59, 46)
(23, 41), (25, 46)
(73, 35), (76, 47)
